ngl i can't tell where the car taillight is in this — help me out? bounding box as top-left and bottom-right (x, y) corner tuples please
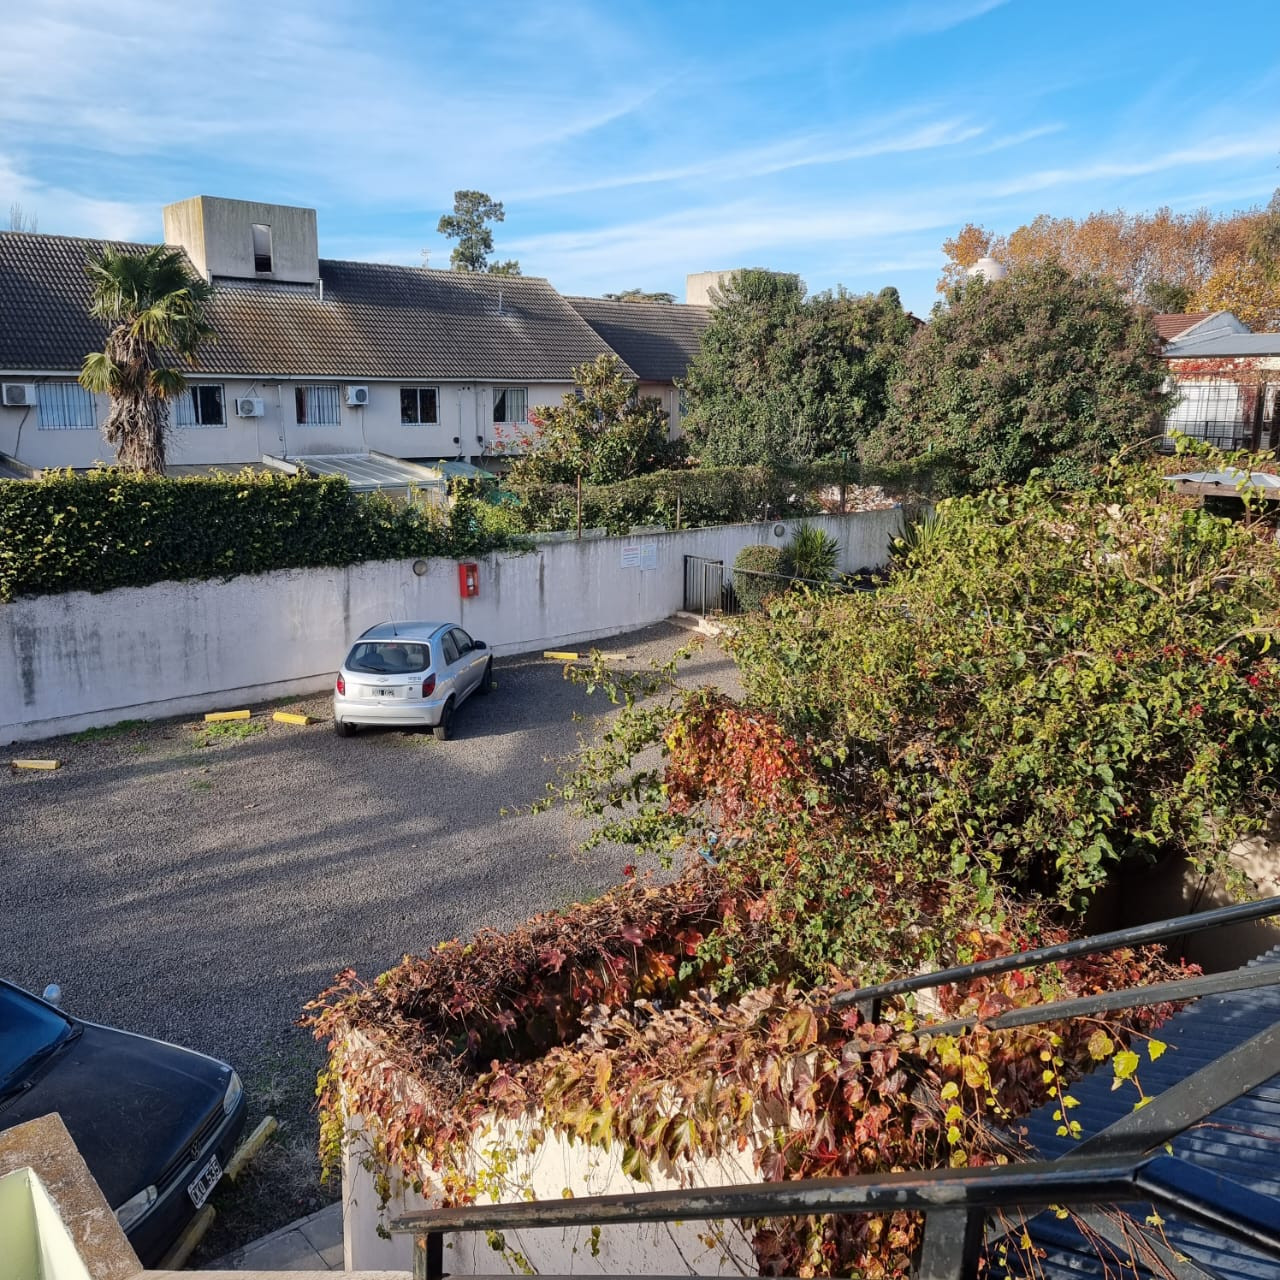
(422, 675), (436, 697)
(336, 674), (346, 695)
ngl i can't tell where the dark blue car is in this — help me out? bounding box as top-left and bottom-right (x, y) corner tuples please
(0, 980), (248, 1265)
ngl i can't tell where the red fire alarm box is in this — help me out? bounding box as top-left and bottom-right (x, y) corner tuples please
(458, 562), (479, 598)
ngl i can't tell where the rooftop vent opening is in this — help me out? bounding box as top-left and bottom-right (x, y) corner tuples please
(251, 223), (273, 273)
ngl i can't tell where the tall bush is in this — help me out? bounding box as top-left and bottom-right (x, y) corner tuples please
(732, 544), (786, 611)
(554, 456), (1280, 987)
(509, 461), (861, 535)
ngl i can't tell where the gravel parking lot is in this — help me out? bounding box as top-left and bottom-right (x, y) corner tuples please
(0, 620), (735, 1261)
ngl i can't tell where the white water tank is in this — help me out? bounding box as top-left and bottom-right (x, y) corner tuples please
(967, 256), (1008, 282)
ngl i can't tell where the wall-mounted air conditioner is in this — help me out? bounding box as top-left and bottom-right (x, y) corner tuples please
(234, 396), (265, 418)
(2, 383), (37, 407)
(346, 386), (370, 407)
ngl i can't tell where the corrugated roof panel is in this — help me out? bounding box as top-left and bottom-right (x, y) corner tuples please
(287, 453), (445, 491)
(1003, 947), (1280, 1278)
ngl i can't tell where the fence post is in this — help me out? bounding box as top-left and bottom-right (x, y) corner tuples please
(916, 1209), (983, 1280)
(576, 473), (582, 540)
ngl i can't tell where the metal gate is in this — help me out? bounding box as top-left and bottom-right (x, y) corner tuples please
(683, 555), (729, 615)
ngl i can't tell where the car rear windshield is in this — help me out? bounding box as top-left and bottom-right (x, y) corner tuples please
(345, 641), (431, 674)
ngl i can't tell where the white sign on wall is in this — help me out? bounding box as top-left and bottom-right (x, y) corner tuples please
(621, 541), (658, 570)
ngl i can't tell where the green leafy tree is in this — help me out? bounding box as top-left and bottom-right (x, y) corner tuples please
(1143, 279), (1193, 312)
(507, 354), (685, 486)
(434, 190), (521, 275)
(78, 246), (215, 474)
(865, 262), (1168, 492)
(1249, 188), (1280, 282)
(603, 288), (676, 303)
(681, 272), (915, 467)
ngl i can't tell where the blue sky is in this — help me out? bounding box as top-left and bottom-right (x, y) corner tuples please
(2, 0), (1277, 315)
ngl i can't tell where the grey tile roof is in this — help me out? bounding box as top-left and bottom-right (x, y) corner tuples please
(565, 296), (710, 383)
(0, 232), (628, 382)
(1164, 332), (1280, 358)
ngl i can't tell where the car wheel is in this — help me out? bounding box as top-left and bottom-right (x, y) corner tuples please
(477, 658), (493, 695)
(334, 720), (356, 738)
(432, 698), (454, 742)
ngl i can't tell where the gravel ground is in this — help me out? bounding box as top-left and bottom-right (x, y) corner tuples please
(0, 620), (738, 1263)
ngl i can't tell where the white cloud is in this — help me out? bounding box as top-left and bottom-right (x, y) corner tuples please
(514, 118), (987, 201)
(0, 153), (154, 239)
(991, 137), (1280, 198)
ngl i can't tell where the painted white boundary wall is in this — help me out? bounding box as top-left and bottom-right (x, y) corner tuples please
(0, 510), (902, 745)
(339, 1032), (761, 1275)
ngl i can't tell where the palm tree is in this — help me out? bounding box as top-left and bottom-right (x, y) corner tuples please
(79, 246), (215, 473)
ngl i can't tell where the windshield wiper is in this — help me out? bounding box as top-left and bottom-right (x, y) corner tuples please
(0, 1023), (83, 1101)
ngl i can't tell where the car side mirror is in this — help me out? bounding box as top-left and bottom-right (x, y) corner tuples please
(42, 983), (63, 1007)
(472, 640), (487, 650)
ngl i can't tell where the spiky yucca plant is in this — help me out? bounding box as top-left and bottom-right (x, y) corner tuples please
(782, 522), (840, 583)
(79, 246), (215, 473)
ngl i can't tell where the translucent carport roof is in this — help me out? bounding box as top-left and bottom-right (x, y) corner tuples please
(269, 452), (446, 493)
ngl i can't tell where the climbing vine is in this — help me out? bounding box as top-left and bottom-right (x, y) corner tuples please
(306, 881), (1183, 1278)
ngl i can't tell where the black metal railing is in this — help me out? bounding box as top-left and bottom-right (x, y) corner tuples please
(1159, 423), (1254, 453)
(391, 896), (1280, 1279)
(833, 892), (1280, 1022)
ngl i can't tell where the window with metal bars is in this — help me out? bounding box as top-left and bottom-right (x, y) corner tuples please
(36, 382), (97, 430)
(400, 387), (439, 424)
(173, 384), (225, 427)
(295, 385), (341, 426)
(1164, 380), (1249, 448)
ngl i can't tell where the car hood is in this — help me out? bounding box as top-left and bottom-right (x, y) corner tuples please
(0, 1023), (230, 1207)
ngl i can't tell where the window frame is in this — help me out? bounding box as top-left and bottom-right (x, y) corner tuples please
(173, 383), (226, 428)
(492, 387), (528, 425)
(1164, 379), (1249, 448)
(400, 386), (440, 425)
(251, 223), (273, 273)
(295, 384), (341, 427)
(35, 381), (97, 431)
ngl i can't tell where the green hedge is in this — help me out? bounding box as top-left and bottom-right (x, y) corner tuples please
(510, 462), (862, 535)
(0, 469), (520, 602)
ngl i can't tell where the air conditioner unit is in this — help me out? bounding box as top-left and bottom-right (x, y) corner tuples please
(346, 385), (370, 407)
(2, 383), (37, 408)
(234, 396), (265, 418)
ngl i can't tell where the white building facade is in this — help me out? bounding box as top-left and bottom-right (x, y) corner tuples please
(0, 197), (708, 475)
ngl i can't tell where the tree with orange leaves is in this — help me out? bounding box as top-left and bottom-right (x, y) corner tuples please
(938, 196), (1279, 323)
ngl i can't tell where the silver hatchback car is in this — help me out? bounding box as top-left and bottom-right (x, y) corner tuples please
(333, 621), (493, 740)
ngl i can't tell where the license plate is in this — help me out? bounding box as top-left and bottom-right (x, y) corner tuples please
(375, 687), (399, 697)
(188, 1153), (223, 1209)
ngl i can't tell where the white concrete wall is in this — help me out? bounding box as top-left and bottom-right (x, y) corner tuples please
(0, 510), (901, 744)
(163, 195), (320, 285)
(0, 377), (577, 471)
(341, 1104), (758, 1275)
